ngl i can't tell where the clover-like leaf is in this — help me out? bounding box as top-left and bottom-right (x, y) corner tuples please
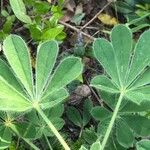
(2, 34), (83, 149)
(2, 34), (83, 111)
(91, 24), (150, 104)
(91, 24), (150, 150)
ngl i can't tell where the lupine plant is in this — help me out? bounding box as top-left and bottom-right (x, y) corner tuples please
(80, 24), (150, 149)
(0, 35), (83, 150)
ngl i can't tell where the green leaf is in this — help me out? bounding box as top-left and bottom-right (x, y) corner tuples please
(43, 56), (83, 98)
(130, 68), (150, 88)
(3, 16), (15, 34)
(127, 30), (150, 86)
(92, 25), (150, 105)
(114, 1), (134, 14)
(40, 88), (69, 109)
(28, 24), (42, 41)
(93, 38), (119, 86)
(41, 25), (64, 40)
(3, 35), (34, 98)
(66, 106), (82, 127)
(45, 104), (64, 118)
(14, 122), (37, 139)
(36, 40), (58, 98)
(124, 115), (150, 137)
(91, 106), (112, 121)
(111, 24), (132, 86)
(116, 119), (134, 148)
(83, 99), (93, 126)
(90, 75), (119, 93)
(100, 91), (150, 113)
(34, 1), (50, 14)
(9, 0), (32, 24)
(136, 140), (150, 150)
(125, 85), (150, 104)
(44, 118), (65, 137)
(79, 146), (88, 150)
(83, 128), (98, 145)
(90, 141), (102, 150)
(0, 126), (11, 145)
(0, 59), (25, 95)
(27, 105), (65, 137)
(0, 76), (31, 112)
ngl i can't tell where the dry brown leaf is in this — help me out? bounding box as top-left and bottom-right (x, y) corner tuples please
(64, 0), (76, 12)
(61, 10), (74, 22)
(98, 13), (119, 26)
(75, 3), (83, 15)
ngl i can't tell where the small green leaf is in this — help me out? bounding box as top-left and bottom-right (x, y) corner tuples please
(29, 24), (42, 41)
(83, 128), (98, 144)
(9, 0), (32, 24)
(3, 16), (15, 33)
(124, 115), (150, 137)
(66, 106), (82, 127)
(83, 99), (93, 126)
(34, 1), (50, 14)
(136, 140), (150, 150)
(90, 141), (102, 150)
(14, 122), (37, 139)
(90, 75), (119, 93)
(41, 25), (64, 40)
(79, 146), (88, 150)
(116, 119), (134, 148)
(91, 106), (112, 121)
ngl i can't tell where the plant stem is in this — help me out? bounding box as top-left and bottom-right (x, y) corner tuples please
(101, 92), (124, 150)
(36, 107), (70, 150)
(79, 126), (83, 138)
(44, 134), (53, 150)
(10, 124), (40, 150)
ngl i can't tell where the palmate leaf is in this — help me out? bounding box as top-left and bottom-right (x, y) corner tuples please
(2, 34), (83, 149)
(91, 24), (150, 105)
(91, 90), (150, 149)
(2, 34), (83, 111)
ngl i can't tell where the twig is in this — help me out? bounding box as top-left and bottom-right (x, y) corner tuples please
(59, 20), (95, 41)
(80, 1), (112, 31)
(84, 77), (103, 106)
(59, 1), (112, 42)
